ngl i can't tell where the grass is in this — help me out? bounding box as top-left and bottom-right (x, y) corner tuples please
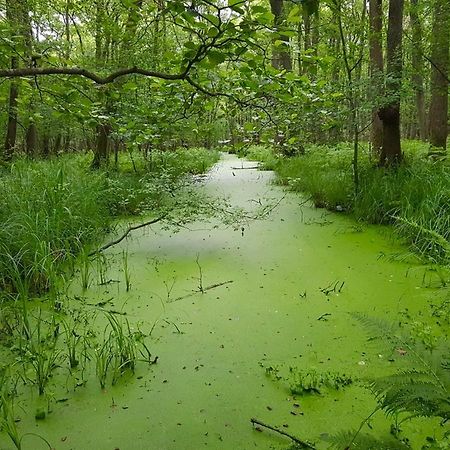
(0, 147), (219, 298)
(248, 141), (450, 264)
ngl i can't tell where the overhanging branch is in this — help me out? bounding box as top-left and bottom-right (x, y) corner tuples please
(0, 66), (188, 84)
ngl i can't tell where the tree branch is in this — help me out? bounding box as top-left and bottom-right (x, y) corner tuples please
(0, 66), (189, 84)
(88, 215), (167, 256)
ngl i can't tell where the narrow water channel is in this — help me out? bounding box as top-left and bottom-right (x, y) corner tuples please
(5, 153), (444, 449)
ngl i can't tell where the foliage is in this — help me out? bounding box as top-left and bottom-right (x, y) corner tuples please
(264, 363), (353, 396)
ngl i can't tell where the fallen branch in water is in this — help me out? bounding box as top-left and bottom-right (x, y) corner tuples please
(168, 280), (234, 303)
(250, 418), (315, 449)
(231, 166), (260, 170)
(89, 215), (167, 256)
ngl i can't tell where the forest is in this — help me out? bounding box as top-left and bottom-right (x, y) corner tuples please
(0, 0), (449, 448)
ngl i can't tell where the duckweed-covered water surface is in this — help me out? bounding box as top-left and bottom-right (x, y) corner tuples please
(1, 154), (448, 449)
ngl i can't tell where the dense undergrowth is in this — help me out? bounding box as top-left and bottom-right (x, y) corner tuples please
(240, 142), (450, 265)
(0, 147), (219, 297)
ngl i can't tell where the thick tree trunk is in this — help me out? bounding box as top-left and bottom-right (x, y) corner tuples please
(379, 0), (404, 166)
(410, 0), (427, 141)
(92, 124), (111, 169)
(428, 1), (449, 153)
(369, 0), (383, 157)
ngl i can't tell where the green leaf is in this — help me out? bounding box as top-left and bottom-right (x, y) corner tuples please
(207, 50), (226, 66)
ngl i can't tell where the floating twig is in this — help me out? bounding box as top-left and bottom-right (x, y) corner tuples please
(168, 280), (234, 303)
(250, 418), (315, 449)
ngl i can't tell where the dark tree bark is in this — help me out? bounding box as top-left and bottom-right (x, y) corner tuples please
(4, 56), (19, 161)
(3, 1), (21, 161)
(410, 0), (427, 141)
(379, 0), (404, 167)
(428, 1), (450, 153)
(92, 123), (111, 169)
(369, 0), (383, 157)
(269, 0), (292, 70)
(25, 122), (38, 156)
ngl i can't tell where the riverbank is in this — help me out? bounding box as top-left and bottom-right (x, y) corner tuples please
(239, 142), (450, 266)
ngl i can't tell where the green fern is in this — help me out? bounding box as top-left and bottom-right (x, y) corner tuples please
(324, 430), (411, 449)
(353, 314), (450, 422)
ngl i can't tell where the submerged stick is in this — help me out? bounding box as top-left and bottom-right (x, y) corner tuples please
(250, 418), (315, 449)
(89, 215), (167, 256)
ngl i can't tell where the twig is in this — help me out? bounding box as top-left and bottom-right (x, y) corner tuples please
(88, 215), (167, 256)
(250, 418), (315, 449)
(168, 280), (234, 303)
(231, 166), (260, 170)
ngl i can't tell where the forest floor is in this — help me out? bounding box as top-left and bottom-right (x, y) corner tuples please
(1, 152), (448, 449)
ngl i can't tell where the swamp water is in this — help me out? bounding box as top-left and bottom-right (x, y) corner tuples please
(2, 153), (447, 449)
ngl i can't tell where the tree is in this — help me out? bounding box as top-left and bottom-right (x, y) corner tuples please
(409, 0), (427, 141)
(428, 1), (450, 154)
(378, 0), (404, 166)
(269, 0), (292, 70)
(369, 0), (383, 156)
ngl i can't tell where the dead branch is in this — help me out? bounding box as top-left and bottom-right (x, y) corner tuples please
(168, 280), (234, 303)
(89, 215), (167, 256)
(250, 418), (315, 449)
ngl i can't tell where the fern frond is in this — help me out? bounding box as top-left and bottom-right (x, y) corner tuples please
(324, 430), (411, 449)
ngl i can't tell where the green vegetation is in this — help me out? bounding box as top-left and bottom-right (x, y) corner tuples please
(0, 148), (219, 298)
(1, 0), (450, 447)
(246, 142), (450, 264)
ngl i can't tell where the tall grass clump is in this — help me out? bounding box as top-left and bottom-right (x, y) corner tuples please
(355, 157), (450, 263)
(0, 156), (110, 296)
(274, 143), (359, 210)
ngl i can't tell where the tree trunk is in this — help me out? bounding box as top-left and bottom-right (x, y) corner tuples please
(26, 122), (38, 156)
(379, 0), (404, 166)
(92, 124), (110, 169)
(270, 0), (292, 70)
(4, 57), (19, 161)
(410, 0), (427, 141)
(428, 1), (450, 153)
(369, 0), (383, 157)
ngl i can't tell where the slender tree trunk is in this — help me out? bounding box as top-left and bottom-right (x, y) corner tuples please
(428, 1), (450, 153)
(297, 21), (303, 74)
(269, 0), (292, 70)
(4, 56), (19, 161)
(3, 1), (23, 160)
(369, 0), (383, 157)
(25, 122), (37, 156)
(379, 0), (404, 166)
(410, 0), (427, 141)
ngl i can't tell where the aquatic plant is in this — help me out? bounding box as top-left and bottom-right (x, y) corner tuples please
(328, 314), (450, 448)
(264, 363), (353, 396)
(24, 312), (61, 396)
(122, 250), (131, 292)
